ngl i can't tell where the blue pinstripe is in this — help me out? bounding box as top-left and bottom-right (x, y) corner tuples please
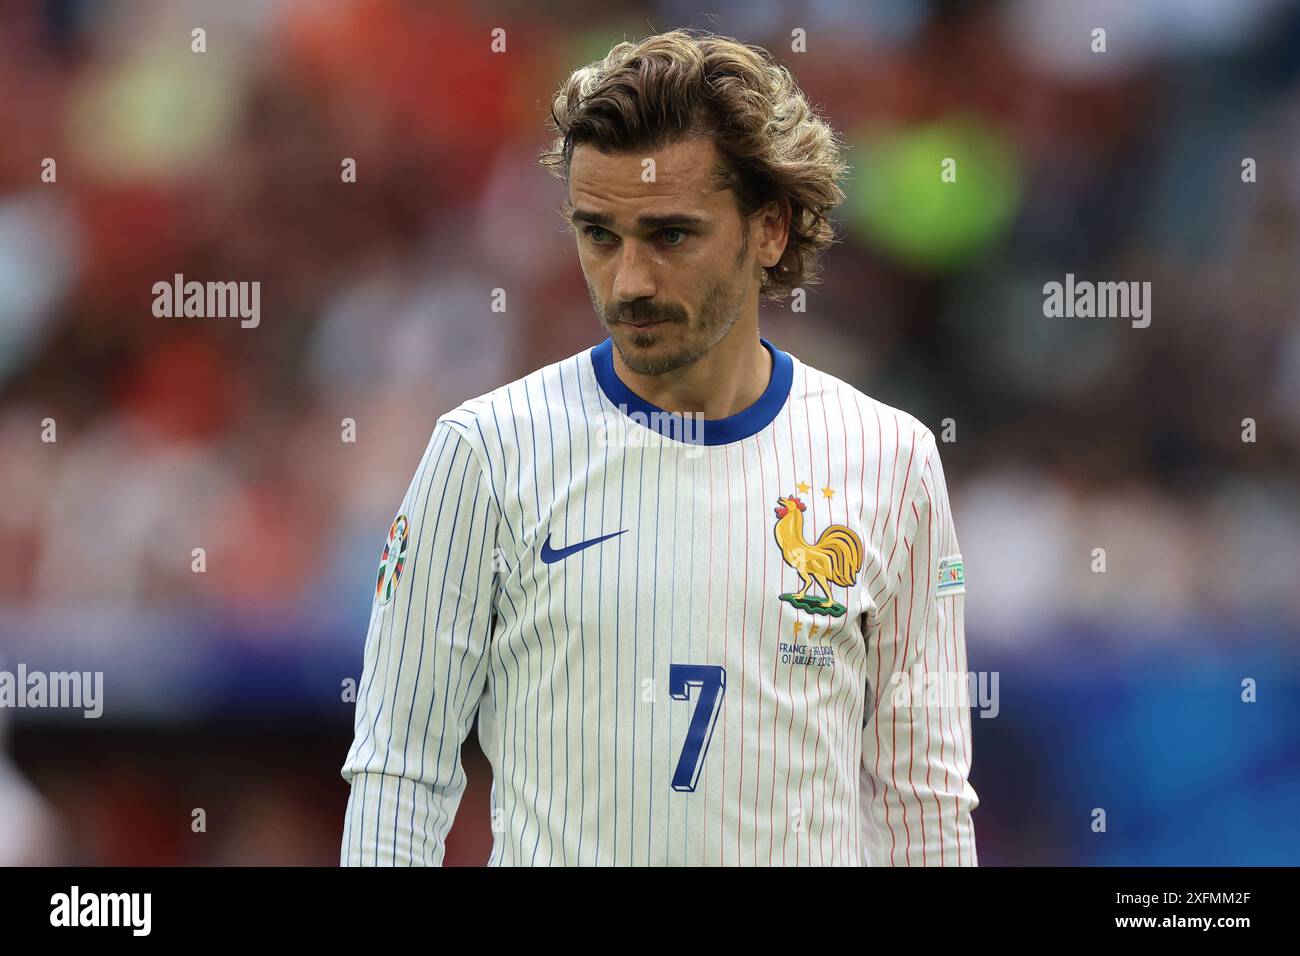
(489, 402), (530, 863)
(549, 366), (576, 863)
(594, 383), (608, 865)
(351, 425), (447, 862)
(396, 440), (472, 862)
(645, 440), (663, 861)
(417, 477), (493, 862)
(574, 366), (594, 862)
(611, 419), (627, 863)
(529, 373), (560, 865)
(629, 436), (644, 861)
(374, 429), (457, 863)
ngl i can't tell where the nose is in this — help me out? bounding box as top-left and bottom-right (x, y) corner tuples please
(612, 241), (657, 302)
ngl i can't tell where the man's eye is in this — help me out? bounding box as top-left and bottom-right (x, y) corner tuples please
(660, 228), (688, 246)
(584, 226), (611, 243)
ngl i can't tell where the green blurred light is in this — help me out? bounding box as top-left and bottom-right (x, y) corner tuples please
(66, 52), (240, 182)
(846, 118), (1021, 271)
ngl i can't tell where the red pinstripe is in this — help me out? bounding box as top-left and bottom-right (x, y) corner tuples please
(826, 377), (852, 861)
(828, 377), (853, 860)
(917, 487), (940, 865)
(873, 418), (894, 858)
(720, 443), (735, 865)
(795, 372), (819, 865)
(853, 394), (868, 864)
(895, 537), (918, 863)
(937, 453), (971, 864)
(752, 431), (770, 865)
(700, 443), (715, 865)
(764, 418), (785, 868)
(927, 466), (958, 866)
(874, 420), (904, 860)
(809, 372), (832, 865)
(765, 425), (781, 866)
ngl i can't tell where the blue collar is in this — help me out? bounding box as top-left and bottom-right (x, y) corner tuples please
(590, 336), (794, 446)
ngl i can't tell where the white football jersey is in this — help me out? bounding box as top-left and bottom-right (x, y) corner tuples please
(341, 336), (978, 866)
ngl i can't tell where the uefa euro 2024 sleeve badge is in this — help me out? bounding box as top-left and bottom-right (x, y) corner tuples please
(772, 490), (863, 617)
(375, 514), (410, 606)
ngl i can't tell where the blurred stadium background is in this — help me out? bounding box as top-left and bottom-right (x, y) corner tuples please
(1, 0), (1298, 865)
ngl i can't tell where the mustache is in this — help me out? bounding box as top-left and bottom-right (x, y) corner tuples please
(607, 301), (684, 324)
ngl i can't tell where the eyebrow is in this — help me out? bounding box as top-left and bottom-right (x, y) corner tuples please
(568, 208), (710, 231)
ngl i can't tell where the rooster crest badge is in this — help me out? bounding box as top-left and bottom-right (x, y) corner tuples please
(773, 494), (863, 617)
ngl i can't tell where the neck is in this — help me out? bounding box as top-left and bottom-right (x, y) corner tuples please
(612, 320), (772, 419)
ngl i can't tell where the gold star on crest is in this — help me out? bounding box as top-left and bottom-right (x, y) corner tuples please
(822, 486), (835, 499)
(796, 481), (811, 494)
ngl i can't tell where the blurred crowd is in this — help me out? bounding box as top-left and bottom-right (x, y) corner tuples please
(1, 0), (1298, 864)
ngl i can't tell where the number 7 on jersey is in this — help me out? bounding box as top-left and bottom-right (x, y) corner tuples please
(669, 664), (727, 793)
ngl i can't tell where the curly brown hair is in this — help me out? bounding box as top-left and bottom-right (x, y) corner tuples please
(539, 29), (849, 301)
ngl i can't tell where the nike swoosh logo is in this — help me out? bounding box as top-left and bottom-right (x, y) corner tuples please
(540, 529), (628, 564)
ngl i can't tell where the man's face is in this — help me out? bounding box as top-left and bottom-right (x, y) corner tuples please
(567, 136), (759, 375)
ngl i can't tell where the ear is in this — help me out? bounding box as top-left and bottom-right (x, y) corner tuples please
(754, 198), (791, 269)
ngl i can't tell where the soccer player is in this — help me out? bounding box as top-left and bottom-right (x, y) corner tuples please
(341, 29), (978, 866)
